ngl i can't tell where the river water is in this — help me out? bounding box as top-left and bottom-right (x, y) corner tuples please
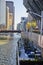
(0, 33), (21, 65)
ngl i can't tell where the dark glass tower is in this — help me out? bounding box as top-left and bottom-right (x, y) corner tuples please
(6, 1), (15, 30)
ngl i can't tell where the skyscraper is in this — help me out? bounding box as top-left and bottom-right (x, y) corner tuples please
(6, 1), (14, 30)
(0, 0), (6, 25)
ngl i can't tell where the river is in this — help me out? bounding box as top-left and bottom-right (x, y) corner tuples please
(0, 33), (21, 65)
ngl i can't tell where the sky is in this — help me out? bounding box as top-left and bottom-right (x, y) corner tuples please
(6, 0), (28, 29)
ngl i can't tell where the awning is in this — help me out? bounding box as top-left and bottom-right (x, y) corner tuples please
(23, 0), (43, 19)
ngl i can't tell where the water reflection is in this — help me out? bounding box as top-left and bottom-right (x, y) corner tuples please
(0, 33), (21, 65)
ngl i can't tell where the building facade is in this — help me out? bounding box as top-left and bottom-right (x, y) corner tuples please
(17, 23), (21, 31)
(0, 0), (6, 25)
(6, 1), (14, 30)
(6, 6), (10, 30)
(17, 17), (28, 31)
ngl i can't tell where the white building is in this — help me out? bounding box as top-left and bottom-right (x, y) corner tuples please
(0, 0), (6, 25)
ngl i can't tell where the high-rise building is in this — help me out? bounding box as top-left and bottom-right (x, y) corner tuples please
(17, 17), (28, 31)
(6, 6), (10, 30)
(0, 0), (6, 25)
(6, 1), (14, 30)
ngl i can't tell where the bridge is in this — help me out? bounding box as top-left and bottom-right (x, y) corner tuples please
(0, 30), (22, 33)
